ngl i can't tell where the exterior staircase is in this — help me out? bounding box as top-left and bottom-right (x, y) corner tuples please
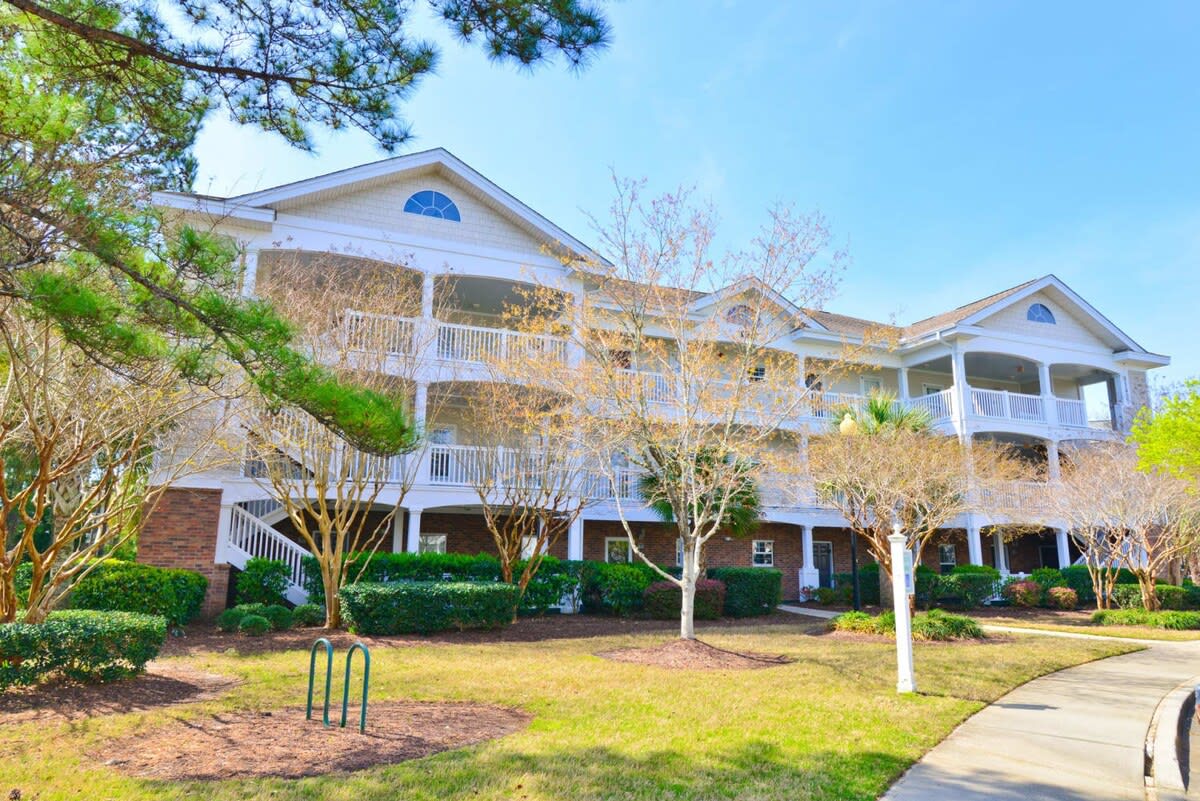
(226, 502), (310, 605)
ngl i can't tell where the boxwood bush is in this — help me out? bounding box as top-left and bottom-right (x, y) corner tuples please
(291, 603), (325, 628)
(235, 557), (289, 606)
(261, 604), (293, 631)
(707, 567), (781, 617)
(643, 579), (725, 620)
(340, 581), (520, 635)
(581, 562), (655, 616)
(238, 614), (271, 636)
(71, 560), (207, 626)
(0, 610), (166, 690)
(831, 608), (982, 640)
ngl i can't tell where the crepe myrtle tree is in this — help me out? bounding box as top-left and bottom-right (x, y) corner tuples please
(0, 305), (224, 623)
(0, 0), (609, 456)
(505, 175), (853, 639)
(239, 252), (449, 629)
(809, 403), (1037, 585)
(1050, 442), (1200, 611)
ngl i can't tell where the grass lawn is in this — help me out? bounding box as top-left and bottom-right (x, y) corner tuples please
(0, 618), (1135, 801)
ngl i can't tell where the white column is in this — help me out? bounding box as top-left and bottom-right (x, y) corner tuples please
(421, 273), (435, 318)
(215, 503), (235, 564)
(799, 525), (820, 598)
(950, 345), (969, 438)
(1046, 439), (1061, 481)
(966, 521), (983, 565)
(1038, 361), (1057, 425)
(391, 512), (405, 553)
(567, 287), (585, 367)
(1055, 528), (1071, 569)
(888, 529), (917, 694)
(897, 367), (910, 401)
(413, 381), (429, 428)
(992, 531), (1008, 574)
(242, 250), (259, 297)
(406, 508), (423, 554)
(567, 517), (584, 561)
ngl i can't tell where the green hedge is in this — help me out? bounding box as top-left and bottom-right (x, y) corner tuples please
(581, 562), (656, 615)
(643, 579), (725, 620)
(236, 558), (289, 606)
(1061, 565), (1138, 605)
(303, 552), (583, 614)
(339, 581), (520, 635)
(0, 610), (166, 690)
(1092, 609), (1200, 629)
(833, 563), (881, 606)
(71, 561), (207, 626)
(707, 567), (781, 617)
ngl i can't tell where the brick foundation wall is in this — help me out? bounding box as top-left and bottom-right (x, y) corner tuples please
(139, 487), (230, 618)
(419, 512), (569, 559)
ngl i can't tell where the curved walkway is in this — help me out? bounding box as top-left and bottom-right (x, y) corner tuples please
(881, 635), (1200, 800)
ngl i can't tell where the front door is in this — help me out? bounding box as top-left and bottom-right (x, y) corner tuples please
(813, 541), (834, 588)
(428, 425), (457, 481)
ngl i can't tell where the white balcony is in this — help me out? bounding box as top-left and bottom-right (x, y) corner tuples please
(968, 387), (1046, 423)
(436, 321), (566, 365)
(343, 309), (414, 355)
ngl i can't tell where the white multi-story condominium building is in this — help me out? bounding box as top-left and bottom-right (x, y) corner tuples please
(145, 149), (1169, 613)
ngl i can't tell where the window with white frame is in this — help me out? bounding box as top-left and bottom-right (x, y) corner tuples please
(938, 544), (956, 574)
(752, 540), (774, 567)
(748, 364), (766, 382)
(605, 537), (632, 563)
(861, 377), (882, 396)
(419, 534), (447, 554)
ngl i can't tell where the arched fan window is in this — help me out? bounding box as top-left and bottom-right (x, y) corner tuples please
(403, 190), (461, 222)
(1027, 303), (1056, 324)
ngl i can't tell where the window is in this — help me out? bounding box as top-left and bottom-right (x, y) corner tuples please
(419, 534), (447, 554)
(608, 349), (632, 369)
(923, 383), (945, 395)
(748, 364), (766, 382)
(805, 373), (823, 391)
(725, 304), (754, 326)
(752, 540), (774, 567)
(403, 190), (461, 221)
(938, 544), (956, 575)
(1027, 303), (1056, 324)
(675, 537), (684, 568)
(861, 377), (882, 396)
(604, 537), (631, 563)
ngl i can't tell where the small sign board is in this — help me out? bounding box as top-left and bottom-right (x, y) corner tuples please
(903, 549), (914, 596)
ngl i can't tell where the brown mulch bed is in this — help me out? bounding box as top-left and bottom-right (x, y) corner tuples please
(91, 701), (531, 780)
(161, 611), (813, 657)
(597, 638), (794, 670)
(0, 662), (238, 725)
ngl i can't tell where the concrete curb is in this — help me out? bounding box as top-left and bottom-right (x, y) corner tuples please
(1143, 675), (1199, 801)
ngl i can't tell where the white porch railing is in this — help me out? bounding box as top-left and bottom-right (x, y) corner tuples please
(436, 320), (566, 365)
(226, 506), (310, 604)
(614, 369), (673, 404)
(969, 387), (1046, 423)
(807, 391), (870, 419)
(343, 309), (415, 355)
(906, 388), (953, 422)
(585, 468), (644, 501)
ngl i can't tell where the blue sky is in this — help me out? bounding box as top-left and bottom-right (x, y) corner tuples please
(191, 1), (1200, 382)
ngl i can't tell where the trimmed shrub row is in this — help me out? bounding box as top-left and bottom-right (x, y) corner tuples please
(708, 567), (781, 617)
(216, 602), (321, 633)
(340, 581), (520, 635)
(236, 557), (290, 606)
(824, 563), (1000, 611)
(1091, 609), (1200, 629)
(832, 608), (984, 640)
(0, 610), (166, 690)
(71, 560), (207, 626)
(643, 580), (725, 620)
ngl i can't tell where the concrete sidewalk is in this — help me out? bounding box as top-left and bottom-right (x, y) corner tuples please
(882, 640), (1200, 800)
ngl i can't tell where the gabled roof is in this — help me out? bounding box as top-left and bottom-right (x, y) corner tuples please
(155, 148), (605, 263)
(689, 277), (829, 330)
(902, 278), (1040, 339)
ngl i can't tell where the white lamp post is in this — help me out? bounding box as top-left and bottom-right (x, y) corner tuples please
(889, 525), (917, 694)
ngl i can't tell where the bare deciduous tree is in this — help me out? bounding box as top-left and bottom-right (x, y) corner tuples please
(507, 177), (854, 639)
(0, 307), (222, 623)
(1052, 442), (1200, 610)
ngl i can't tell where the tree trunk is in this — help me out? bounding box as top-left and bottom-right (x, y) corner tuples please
(1138, 573), (1160, 612)
(322, 567), (341, 629)
(679, 541), (697, 640)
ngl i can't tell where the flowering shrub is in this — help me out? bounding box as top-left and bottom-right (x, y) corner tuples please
(1004, 580), (1041, 607)
(1046, 586), (1078, 610)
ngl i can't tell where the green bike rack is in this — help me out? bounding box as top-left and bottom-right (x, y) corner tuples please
(307, 637), (334, 726)
(340, 642), (371, 733)
(307, 638), (371, 733)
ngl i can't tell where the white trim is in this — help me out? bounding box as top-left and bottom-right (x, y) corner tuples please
(418, 533), (447, 554)
(922, 382), (946, 395)
(152, 192), (276, 227)
(226, 148), (604, 264)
